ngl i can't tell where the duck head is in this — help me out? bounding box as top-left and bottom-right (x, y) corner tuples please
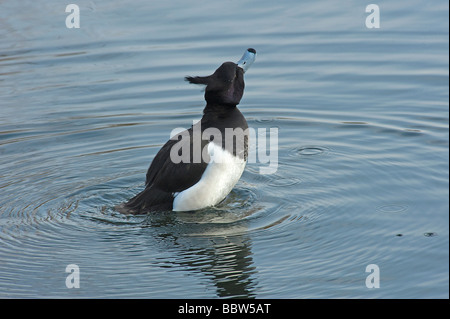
(185, 48), (256, 107)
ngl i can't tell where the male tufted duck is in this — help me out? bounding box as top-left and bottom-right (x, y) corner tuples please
(117, 48), (256, 214)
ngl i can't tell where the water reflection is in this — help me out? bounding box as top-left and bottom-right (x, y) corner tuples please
(140, 206), (258, 298)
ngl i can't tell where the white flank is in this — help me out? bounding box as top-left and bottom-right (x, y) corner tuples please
(172, 142), (246, 211)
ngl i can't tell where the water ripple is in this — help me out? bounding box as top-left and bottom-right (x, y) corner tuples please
(376, 204), (409, 214)
(0, 0), (448, 299)
(289, 145), (330, 157)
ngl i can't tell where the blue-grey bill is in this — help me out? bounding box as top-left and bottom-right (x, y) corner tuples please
(237, 48), (256, 73)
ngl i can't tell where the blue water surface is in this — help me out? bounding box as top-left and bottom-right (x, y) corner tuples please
(0, 0), (448, 298)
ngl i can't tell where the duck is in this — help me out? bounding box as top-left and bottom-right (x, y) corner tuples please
(117, 48), (256, 214)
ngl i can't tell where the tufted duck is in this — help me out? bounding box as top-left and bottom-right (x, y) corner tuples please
(117, 48), (256, 214)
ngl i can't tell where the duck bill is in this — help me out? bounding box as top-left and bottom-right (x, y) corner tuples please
(237, 48), (256, 73)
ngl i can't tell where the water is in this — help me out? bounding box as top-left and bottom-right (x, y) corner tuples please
(0, 0), (448, 298)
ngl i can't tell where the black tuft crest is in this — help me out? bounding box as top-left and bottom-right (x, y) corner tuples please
(185, 76), (210, 85)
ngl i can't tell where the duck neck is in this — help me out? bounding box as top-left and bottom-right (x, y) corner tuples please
(203, 103), (237, 116)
